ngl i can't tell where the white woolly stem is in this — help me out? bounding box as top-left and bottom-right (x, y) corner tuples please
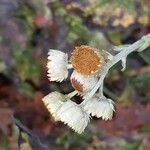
(84, 34), (150, 101)
(84, 68), (108, 101)
(99, 81), (104, 97)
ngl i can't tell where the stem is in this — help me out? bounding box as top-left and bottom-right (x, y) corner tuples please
(84, 34), (150, 100)
(67, 90), (78, 98)
(99, 80), (104, 97)
(113, 44), (131, 51)
(107, 40), (143, 68)
(83, 68), (108, 101)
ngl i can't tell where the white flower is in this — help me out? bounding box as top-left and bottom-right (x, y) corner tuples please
(42, 92), (65, 121)
(47, 50), (68, 82)
(83, 96), (115, 120)
(70, 70), (98, 94)
(42, 91), (90, 133)
(57, 100), (90, 134)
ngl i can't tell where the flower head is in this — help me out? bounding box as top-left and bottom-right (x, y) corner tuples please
(70, 70), (98, 94)
(42, 91), (65, 121)
(83, 96), (115, 120)
(42, 91), (90, 133)
(47, 50), (68, 82)
(71, 45), (103, 75)
(57, 100), (90, 134)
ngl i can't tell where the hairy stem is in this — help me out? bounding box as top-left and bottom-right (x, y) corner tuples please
(84, 34), (150, 100)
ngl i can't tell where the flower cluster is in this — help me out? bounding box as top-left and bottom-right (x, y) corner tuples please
(42, 45), (115, 133)
(43, 91), (90, 133)
(42, 34), (150, 133)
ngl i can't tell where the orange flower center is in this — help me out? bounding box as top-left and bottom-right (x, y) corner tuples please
(71, 45), (103, 75)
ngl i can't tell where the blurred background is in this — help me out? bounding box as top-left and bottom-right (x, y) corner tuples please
(0, 0), (150, 149)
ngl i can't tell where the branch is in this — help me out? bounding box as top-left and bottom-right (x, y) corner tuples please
(84, 34), (150, 100)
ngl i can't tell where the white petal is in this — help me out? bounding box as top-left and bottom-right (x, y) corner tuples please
(47, 50), (68, 82)
(70, 70), (98, 94)
(57, 101), (90, 134)
(83, 96), (115, 120)
(42, 92), (64, 121)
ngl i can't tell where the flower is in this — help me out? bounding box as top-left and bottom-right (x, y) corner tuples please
(57, 100), (90, 134)
(42, 91), (90, 133)
(70, 70), (98, 94)
(83, 95), (115, 120)
(47, 50), (68, 82)
(42, 91), (65, 121)
(71, 45), (103, 75)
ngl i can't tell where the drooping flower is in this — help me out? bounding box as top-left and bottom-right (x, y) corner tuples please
(70, 45), (104, 75)
(42, 91), (90, 133)
(47, 50), (68, 82)
(42, 91), (65, 121)
(70, 70), (98, 94)
(83, 95), (115, 120)
(57, 100), (90, 134)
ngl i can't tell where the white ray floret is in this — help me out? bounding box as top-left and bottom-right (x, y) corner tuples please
(42, 91), (64, 121)
(57, 100), (90, 134)
(83, 96), (115, 120)
(70, 70), (98, 94)
(47, 49), (68, 82)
